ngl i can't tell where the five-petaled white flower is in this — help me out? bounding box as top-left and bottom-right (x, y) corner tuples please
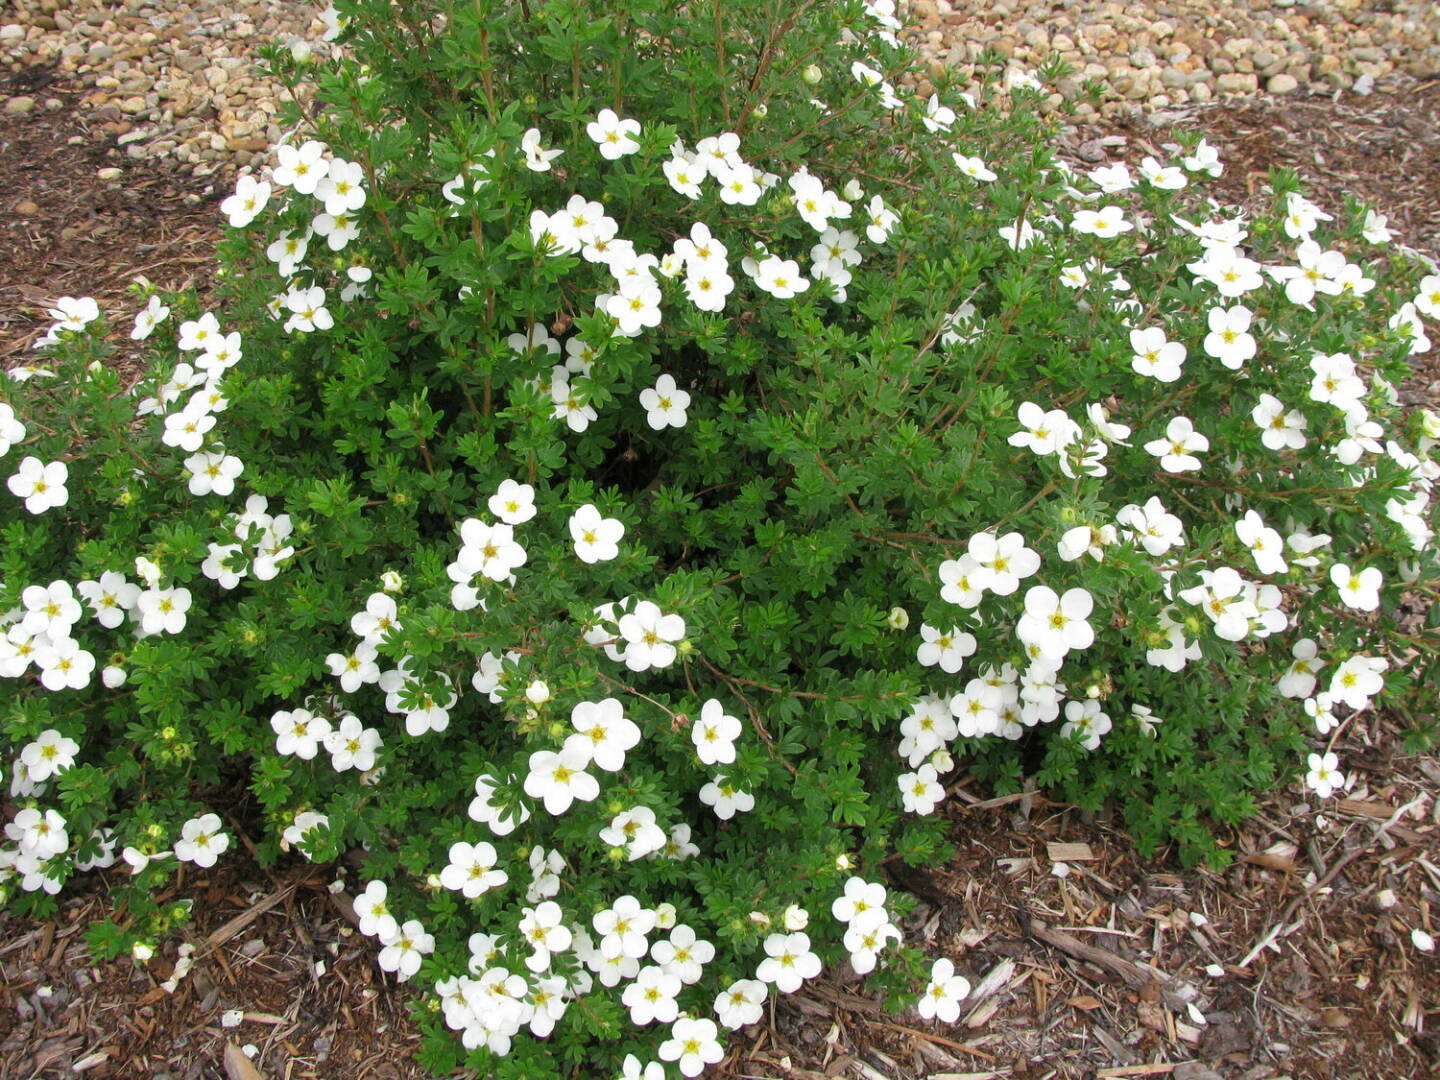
(658, 1016), (725, 1078)
(440, 840), (508, 898)
(640, 373), (691, 430)
(587, 108), (642, 159)
(569, 503), (625, 564)
(220, 175), (271, 228)
(524, 746), (600, 815)
(1330, 563), (1382, 611)
(7, 456), (68, 514)
(692, 699), (742, 766)
(918, 957), (971, 1023)
(174, 813), (230, 868)
(136, 586), (192, 636)
(1144, 416), (1209, 473)
(617, 600), (686, 671)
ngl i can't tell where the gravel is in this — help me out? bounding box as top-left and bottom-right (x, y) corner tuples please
(2, 0), (1439, 176)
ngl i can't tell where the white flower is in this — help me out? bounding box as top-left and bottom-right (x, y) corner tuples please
(1188, 247), (1263, 297)
(350, 592), (400, 643)
(587, 108), (642, 159)
(844, 919), (901, 974)
(1251, 394), (1308, 451)
(1009, 401), (1078, 457)
(999, 218), (1038, 250)
(639, 373), (691, 430)
(1235, 510), (1288, 576)
(1072, 205), (1133, 237)
(864, 195), (898, 243)
(19, 730), (80, 783)
(698, 775), (754, 819)
(917, 958), (971, 1022)
(594, 895), (657, 960)
(916, 624), (976, 674)
(1330, 655), (1386, 710)
(524, 746), (600, 815)
(658, 1016), (725, 1078)
(487, 479), (536, 525)
(938, 554), (986, 609)
(617, 600), (685, 671)
(1061, 699), (1112, 750)
(282, 285), (334, 333)
(1144, 416), (1209, 473)
(1182, 138), (1223, 177)
(1016, 586), (1095, 662)
(455, 518), (527, 582)
(135, 587), (192, 636)
(968, 531), (1040, 595)
(952, 153), (997, 182)
(1198, 306), (1255, 371)
(566, 698), (640, 773)
(377, 919), (434, 981)
(1305, 751), (1344, 799)
(622, 965), (682, 1025)
(47, 295), (101, 332)
(1139, 155), (1186, 189)
(440, 841), (507, 899)
(831, 877), (888, 928)
(600, 806), (668, 861)
(714, 978), (767, 1029)
(1278, 640), (1323, 699)
(314, 157), (367, 216)
(184, 451), (244, 496)
(756, 932), (821, 994)
(898, 763), (945, 814)
(519, 127), (562, 172)
(173, 813), (229, 868)
(323, 713), (383, 771)
(220, 175), (271, 228)
(752, 256), (809, 299)
(692, 699), (742, 766)
(272, 139), (328, 194)
(663, 153), (703, 198)
(34, 637), (96, 691)
(1130, 326), (1186, 383)
(1329, 564), (1382, 612)
(7, 456), (68, 514)
(1089, 164), (1133, 194)
(325, 641), (381, 693)
(569, 504), (624, 563)
(1308, 352), (1365, 411)
(270, 707), (331, 759)
(130, 295), (171, 341)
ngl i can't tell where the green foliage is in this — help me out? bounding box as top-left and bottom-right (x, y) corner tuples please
(3, 0), (1438, 1075)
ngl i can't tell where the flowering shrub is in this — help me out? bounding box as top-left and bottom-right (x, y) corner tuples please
(4, 0), (1439, 1075)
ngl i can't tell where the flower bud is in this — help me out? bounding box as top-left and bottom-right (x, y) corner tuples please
(102, 665), (127, 689)
(802, 64), (823, 85)
(930, 749), (954, 773)
(783, 905), (809, 931)
(132, 942), (154, 963)
(748, 911), (771, 926)
(886, 606), (909, 630)
(288, 37), (312, 62)
(381, 570), (404, 593)
(835, 853), (854, 871)
(750, 103), (768, 120)
(425, 873), (442, 889)
(842, 179), (863, 201)
(655, 902), (678, 929)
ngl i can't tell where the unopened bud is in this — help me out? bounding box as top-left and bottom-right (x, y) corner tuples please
(783, 905), (809, 931)
(886, 606), (909, 630)
(802, 64), (823, 86)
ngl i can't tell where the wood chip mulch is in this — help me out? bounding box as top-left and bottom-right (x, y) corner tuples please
(2, 64), (1438, 1080)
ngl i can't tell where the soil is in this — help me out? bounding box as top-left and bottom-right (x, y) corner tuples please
(1, 67), (1437, 1080)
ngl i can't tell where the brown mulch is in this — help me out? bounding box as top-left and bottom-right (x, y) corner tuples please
(0, 77), (217, 362)
(2, 63), (1438, 1080)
